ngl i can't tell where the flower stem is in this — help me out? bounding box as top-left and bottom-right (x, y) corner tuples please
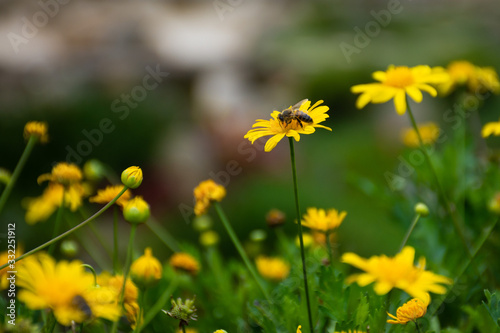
(406, 101), (471, 257)
(0, 186), (129, 270)
(325, 231), (333, 265)
(136, 276), (178, 333)
(213, 202), (270, 301)
(289, 138), (314, 333)
(398, 213), (421, 252)
(113, 206), (119, 274)
(182, 326), (186, 333)
(82, 264), (98, 286)
(48, 195), (65, 256)
(146, 216), (181, 253)
(134, 289), (146, 333)
(0, 136), (38, 216)
(415, 320), (422, 333)
(111, 223), (138, 333)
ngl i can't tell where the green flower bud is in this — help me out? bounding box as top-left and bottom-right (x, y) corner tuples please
(83, 159), (106, 181)
(250, 229), (267, 242)
(414, 203), (429, 217)
(60, 240), (79, 258)
(121, 166), (143, 189)
(200, 230), (219, 247)
(123, 196), (150, 224)
(0, 168), (11, 185)
(192, 215), (213, 232)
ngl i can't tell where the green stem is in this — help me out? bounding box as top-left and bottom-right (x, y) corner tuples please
(0, 135), (38, 215)
(41, 311), (57, 333)
(430, 216), (499, 317)
(289, 138), (314, 333)
(110, 223), (137, 333)
(146, 217), (181, 253)
(213, 202), (270, 301)
(406, 101), (471, 257)
(65, 218), (109, 269)
(398, 213), (421, 252)
(325, 231), (333, 265)
(48, 195), (65, 256)
(134, 290), (146, 332)
(78, 207), (113, 261)
(113, 206), (119, 274)
(0, 186), (129, 270)
(182, 326), (186, 333)
(82, 264), (98, 286)
(415, 320), (422, 333)
(136, 277), (178, 333)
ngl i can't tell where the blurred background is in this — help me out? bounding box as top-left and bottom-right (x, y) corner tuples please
(1, 0), (500, 264)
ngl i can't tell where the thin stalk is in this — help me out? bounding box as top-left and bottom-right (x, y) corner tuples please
(406, 101), (471, 257)
(0, 135), (38, 215)
(110, 223), (137, 333)
(289, 138), (314, 333)
(81, 264), (98, 286)
(429, 216), (499, 317)
(65, 218), (109, 269)
(325, 231), (333, 265)
(134, 290), (146, 333)
(213, 202), (270, 301)
(113, 206), (119, 274)
(146, 217), (181, 252)
(0, 186), (129, 270)
(48, 195), (66, 256)
(182, 326), (186, 333)
(77, 207), (112, 260)
(398, 213), (421, 252)
(136, 277), (178, 333)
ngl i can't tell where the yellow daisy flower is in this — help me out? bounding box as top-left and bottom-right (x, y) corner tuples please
(438, 60), (500, 95)
(255, 256), (290, 281)
(130, 247), (163, 287)
(0, 247), (23, 290)
(482, 119), (500, 138)
(24, 121), (49, 144)
(89, 185), (131, 208)
(341, 246), (452, 300)
(401, 122), (440, 147)
(16, 253), (120, 326)
(37, 162), (83, 185)
(335, 330), (366, 333)
(351, 65), (449, 115)
(244, 99), (332, 152)
(387, 293), (430, 325)
(169, 252), (200, 275)
(476, 66), (500, 94)
(301, 207), (347, 233)
(194, 179), (226, 216)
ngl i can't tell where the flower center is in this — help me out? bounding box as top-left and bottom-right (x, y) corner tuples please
(384, 67), (414, 88)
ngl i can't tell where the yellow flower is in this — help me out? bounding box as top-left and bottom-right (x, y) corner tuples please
(476, 66), (500, 94)
(482, 119), (500, 138)
(387, 293), (430, 325)
(301, 207), (347, 233)
(335, 330), (366, 333)
(194, 179), (226, 216)
(295, 233), (314, 248)
(16, 253), (120, 326)
(89, 185), (131, 208)
(0, 247), (23, 290)
(297, 325), (302, 333)
(124, 301), (142, 329)
(401, 122), (440, 147)
(97, 273), (138, 306)
(24, 121), (48, 144)
(213, 330), (227, 333)
(177, 328), (199, 333)
(169, 252), (200, 275)
(438, 60), (500, 95)
(121, 166), (143, 189)
(130, 247), (163, 288)
(341, 246), (452, 300)
(199, 230), (219, 247)
(24, 182), (86, 224)
(351, 65), (449, 115)
(123, 196), (151, 224)
(255, 256), (290, 281)
(37, 163), (83, 185)
(244, 99), (332, 152)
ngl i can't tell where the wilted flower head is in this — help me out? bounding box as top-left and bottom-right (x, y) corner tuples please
(130, 247), (163, 288)
(244, 99), (331, 152)
(169, 252), (200, 275)
(351, 65), (449, 115)
(401, 122), (440, 147)
(265, 208), (286, 228)
(123, 196), (150, 224)
(24, 121), (48, 144)
(301, 207), (347, 233)
(194, 179), (226, 216)
(341, 246), (452, 300)
(387, 293), (430, 324)
(256, 256), (290, 281)
(163, 296), (197, 327)
(89, 185), (132, 208)
(121, 166), (143, 189)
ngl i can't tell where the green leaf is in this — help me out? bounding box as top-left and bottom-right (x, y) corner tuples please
(482, 290), (500, 327)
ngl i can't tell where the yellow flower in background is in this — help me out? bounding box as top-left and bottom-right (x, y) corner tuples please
(124, 301), (142, 330)
(37, 162), (82, 185)
(297, 325), (302, 333)
(0, 247), (23, 290)
(244, 99), (332, 152)
(177, 328), (199, 333)
(169, 252), (200, 275)
(199, 230), (219, 247)
(214, 330), (227, 333)
(295, 233), (314, 248)
(256, 256), (290, 281)
(482, 119), (500, 138)
(301, 207), (347, 233)
(130, 247), (163, 288)
(194, 179), (226, 216)
(341, 246), (452, 300)
(335, 330), (366, 333)
(16, 253), (120, 326)
(89, 185), (131, 208)
(351, 65), (449, 115)
(476, 66), (500, 94)
(387, 293), (430, 325)
(438, 60), (500, 95)
(123, 196), (151, 224)
(24, 121), (49, 144)
(401, 122), (440, 147)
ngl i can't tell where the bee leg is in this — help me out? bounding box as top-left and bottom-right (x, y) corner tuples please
(297, 119), (303, 129)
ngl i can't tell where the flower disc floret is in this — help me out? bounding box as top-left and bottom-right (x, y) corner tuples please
(244, 99), (332, 152)
(351, 65), (449, 115)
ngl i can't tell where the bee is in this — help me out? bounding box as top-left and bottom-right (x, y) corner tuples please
(72, 295), (92, 318)
(277, 99), (313, 129)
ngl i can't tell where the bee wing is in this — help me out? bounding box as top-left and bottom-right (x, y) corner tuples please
(292, 99), (309, 110)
